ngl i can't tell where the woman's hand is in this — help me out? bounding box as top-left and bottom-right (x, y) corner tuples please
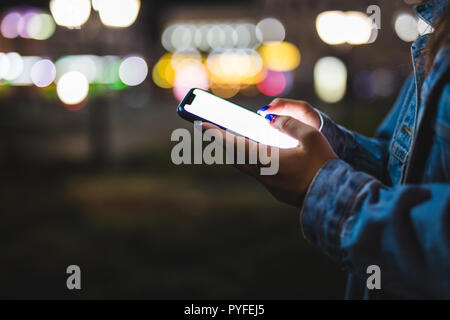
(255, 114), (336, 207)
(258, 98), (322, 130)
(202, 101), (337, 208)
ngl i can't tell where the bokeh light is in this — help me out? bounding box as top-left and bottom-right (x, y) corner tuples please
(77, 55), (100, 83)
(162, 21), (260, 52)
(11, 56), (40, 86)
(316, 11), (347, 45)
(19, 11), (38, 38)
(0, 9), (55, 40)
(173, 61), (209, 101)
(206, 24), (236, 49)
(345, 11), (372, 45)
(56, 71), (89, 105)
(31, 59), (56, 87)
(194, 24), (211, 51)
(152, 53), (175, 89)
(96, 0), (141, 28)
(56, 55), (103, 84)
(257, 69), (287, 96)
(233, 23), (257, 48)
(314, 56), (347, 103)
(1, 11), (23, 39)
(102, 57), (126, 89)
(316, 11), (373, 45)
(158, 20), (303, 98)
(3, 52), (24, 81)
(240, 84), (259, 97)
(171, 50), (202, 70)
(256, 18), (285, 43)
(394, 13), (419, 42)
(161, 25), (177, 52)
(210, 84), (240, 99)
(207, 48), (263, 85)
(50, 0), (91, 28)
(207, 24), (227, 49)
(0, 53), (10, 80)
(27, 13), (56, 40)
(258, 41), (300, 72)
(119, 56), (148, 86)
(171, 24), (194, 51)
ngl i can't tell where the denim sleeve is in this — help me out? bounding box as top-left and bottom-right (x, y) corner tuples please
(317, 75), (414, 183)
(301, 158), (450, 298)
(318, 112), (389, 182)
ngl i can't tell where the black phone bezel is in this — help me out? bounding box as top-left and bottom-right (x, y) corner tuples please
(176, 88), (232, 131)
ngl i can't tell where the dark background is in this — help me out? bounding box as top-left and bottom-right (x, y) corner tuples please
(0, 0), (416, 298)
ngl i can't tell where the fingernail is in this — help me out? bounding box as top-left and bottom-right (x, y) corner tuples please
(257, 105), (270, 115)
(265, 114), (277, 122)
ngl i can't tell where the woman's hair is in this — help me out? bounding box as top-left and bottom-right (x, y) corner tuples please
(423, 3), (450, 75)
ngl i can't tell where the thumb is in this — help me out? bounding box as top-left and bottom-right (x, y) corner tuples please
(269, 115), (314, 140)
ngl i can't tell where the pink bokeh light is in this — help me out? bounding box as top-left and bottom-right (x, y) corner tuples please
(257, 69), (286, 96)
(1, 11), (24, 38)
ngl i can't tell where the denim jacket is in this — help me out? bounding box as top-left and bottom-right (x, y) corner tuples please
(301, 0), (450, 299)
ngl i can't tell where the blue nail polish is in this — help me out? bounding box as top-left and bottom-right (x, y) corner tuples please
(257, 105), (270, 115)
(265, 114), (276, 122)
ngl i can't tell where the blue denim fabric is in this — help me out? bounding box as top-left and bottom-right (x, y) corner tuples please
(300, 0), (450, 299)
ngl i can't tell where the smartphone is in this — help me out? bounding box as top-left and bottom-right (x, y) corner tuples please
(177, 88), (299, 149)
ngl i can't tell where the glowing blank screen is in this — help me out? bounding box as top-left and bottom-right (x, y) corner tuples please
(184, 89), (299, 149)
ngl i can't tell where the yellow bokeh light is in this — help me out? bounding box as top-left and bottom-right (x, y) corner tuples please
(152, 54), (175, 88)
(210, 84), (240, 99)
(314, 56), (347, 103)
(207, 49), (263, 85)
(171, 50), (202, 70)
(257, 41), (300, 72)
(240, 84), (260, 97)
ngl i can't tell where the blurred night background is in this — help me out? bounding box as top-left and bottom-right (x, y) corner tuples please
(0, 0), (430, 299)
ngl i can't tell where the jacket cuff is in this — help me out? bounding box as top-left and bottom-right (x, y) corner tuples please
(314, 107), (324, 132)
(315, 111), (351, 158)
(300, 158), (371, 261)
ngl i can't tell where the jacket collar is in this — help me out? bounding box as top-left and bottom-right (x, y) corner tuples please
(414, 0), (449, 25)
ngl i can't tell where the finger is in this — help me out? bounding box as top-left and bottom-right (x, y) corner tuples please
(262, 98), (312, 116)
(201, 122), (257, 166)
(270, 115), (313, 140)
(200, 122), (227, 149)
(201, 121), (276, 170)
(201, 121), (222, 132)
(257, 98), (319, 128)
(222, 132), (273, 176)
(233, 143), (276, 179)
